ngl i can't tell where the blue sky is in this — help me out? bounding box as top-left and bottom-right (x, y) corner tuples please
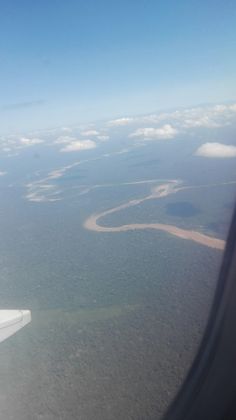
(0, 0), (236, 134)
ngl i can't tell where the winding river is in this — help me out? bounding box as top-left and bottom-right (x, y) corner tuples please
(84, 181), (226, 250)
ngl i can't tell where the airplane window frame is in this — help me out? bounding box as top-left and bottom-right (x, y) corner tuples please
(163, 203), (236, 420)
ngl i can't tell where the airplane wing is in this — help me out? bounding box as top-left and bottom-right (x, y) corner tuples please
(0, 310), (31, 343)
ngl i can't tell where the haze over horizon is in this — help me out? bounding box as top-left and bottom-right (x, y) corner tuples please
(1, 0), (236, 133)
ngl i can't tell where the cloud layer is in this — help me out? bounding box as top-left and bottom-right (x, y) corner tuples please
(1, 102), (236, 156)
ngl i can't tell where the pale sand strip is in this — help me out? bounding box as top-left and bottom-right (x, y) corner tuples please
(84, 181), (226, 251)
(84, 216), (225, 250)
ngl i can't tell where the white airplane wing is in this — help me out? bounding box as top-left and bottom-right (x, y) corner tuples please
(0, 310), (31, 343)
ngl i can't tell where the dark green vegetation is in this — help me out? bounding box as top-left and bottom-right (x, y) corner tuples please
(0, 134), (235, 419)
(0, 235), (219, 419)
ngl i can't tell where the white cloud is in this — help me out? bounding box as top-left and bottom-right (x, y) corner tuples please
(19, 137), (44, 146)
(60, 127), (73, 133)
(60, 139), (96, 153)
(97, 135), (110, 141)
(129, 124), (178, 140)
(213, 105), (228, 113)
(81, 130), (99, 136)
(107, 117), (134, 127)
(136, 103), (236, 130)
(54, 136), (75, 144)
(183, 116), (220, 128)
(0, 171), (7, 176)
(195, 142), (236, 158)
(181, 104), (236, 128)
